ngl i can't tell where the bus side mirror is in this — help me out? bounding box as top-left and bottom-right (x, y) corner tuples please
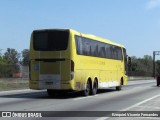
(127, 56), (132, 71)
(128, 57), (131, 65)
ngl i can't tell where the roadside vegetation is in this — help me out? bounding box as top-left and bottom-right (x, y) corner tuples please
(0, 48), (29, 91)
(0, 78), (29, 91)
(129, 55), (160, 76)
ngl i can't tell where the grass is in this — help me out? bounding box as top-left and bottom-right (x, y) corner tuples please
(0, 78), (29, 91)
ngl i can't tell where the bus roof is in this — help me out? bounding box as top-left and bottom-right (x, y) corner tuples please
(32, 28), (125, 48)
(69, 29), (125, 48)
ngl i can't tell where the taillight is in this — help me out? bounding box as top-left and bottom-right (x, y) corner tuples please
(71, 60), (74, 80)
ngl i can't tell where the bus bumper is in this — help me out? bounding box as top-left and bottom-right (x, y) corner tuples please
(29, 80), (75, 90)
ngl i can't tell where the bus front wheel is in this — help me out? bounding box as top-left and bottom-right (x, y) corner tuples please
(116, 80), (123, 91)
(116, 85), (122, 91)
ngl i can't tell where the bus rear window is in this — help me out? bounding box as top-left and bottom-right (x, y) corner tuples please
(33, 30), (69, 51)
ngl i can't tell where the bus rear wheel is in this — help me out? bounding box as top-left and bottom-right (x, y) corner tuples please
(91, 80), (98, 95)
(82, 80), (91, 96)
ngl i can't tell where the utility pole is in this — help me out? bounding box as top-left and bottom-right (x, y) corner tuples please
(153, 51), (160, 78)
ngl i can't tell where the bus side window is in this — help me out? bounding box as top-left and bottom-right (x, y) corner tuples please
(82, 38), (91, 56)
(75, 36), (83, 55)
(110, 45), (114, 59)
(106, 44), (110, 59)
(117, 47), (123, 60)
(91, 41), (98, 57)
(82, 38), (94, 56)
(99, 43), (106, 58)
(112, 46), (115, 59)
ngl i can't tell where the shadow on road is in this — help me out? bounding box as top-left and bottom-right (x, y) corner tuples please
(0, 88), (117, 99)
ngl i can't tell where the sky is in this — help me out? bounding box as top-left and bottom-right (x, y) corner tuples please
(0, 0), (160, 58)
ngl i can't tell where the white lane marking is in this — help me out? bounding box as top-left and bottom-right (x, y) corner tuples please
(121, 94), (160, 111)
(138, 117), (160, 120)
(96, 94), (160, 120)
(0, 89), (31, 94)
(73, 95), (98, 100)
(96, 117), (109, 120)
(0, 89), (45, 96)
(137, 105), (160, 110)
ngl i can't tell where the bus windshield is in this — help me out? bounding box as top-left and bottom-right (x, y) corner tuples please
(33, 30), (69, 51)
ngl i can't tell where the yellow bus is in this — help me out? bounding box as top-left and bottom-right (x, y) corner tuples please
(29, 29), (128, 96)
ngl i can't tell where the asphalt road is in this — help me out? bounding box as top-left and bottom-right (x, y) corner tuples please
(0, 79), (159, 120)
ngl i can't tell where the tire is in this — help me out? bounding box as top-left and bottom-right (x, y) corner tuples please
(82, 80), (91, 96)
(157, 77), (160, 86)
(91, 80), (98, 95)
(157, 80), (160, 86)
(157, 83), (159, 86)
(116, 80), (122, 91)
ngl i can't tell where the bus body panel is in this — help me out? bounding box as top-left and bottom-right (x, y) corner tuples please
(74, 55), (124, 89)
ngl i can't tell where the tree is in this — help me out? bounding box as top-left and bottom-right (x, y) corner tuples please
(0, 50), (4, 64)
(0, 49), (5, 64)
(143, 55), (153, 73)
(130, 55), (153, 76)
(130, 56), (138, 71)
(4, 48), (20, 64)
(22, 49), (29, 66)
(0, 49), (20, 77)
(0, 56), (5, 64)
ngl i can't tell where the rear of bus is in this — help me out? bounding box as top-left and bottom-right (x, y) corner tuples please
(29, 29), (75, 93)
